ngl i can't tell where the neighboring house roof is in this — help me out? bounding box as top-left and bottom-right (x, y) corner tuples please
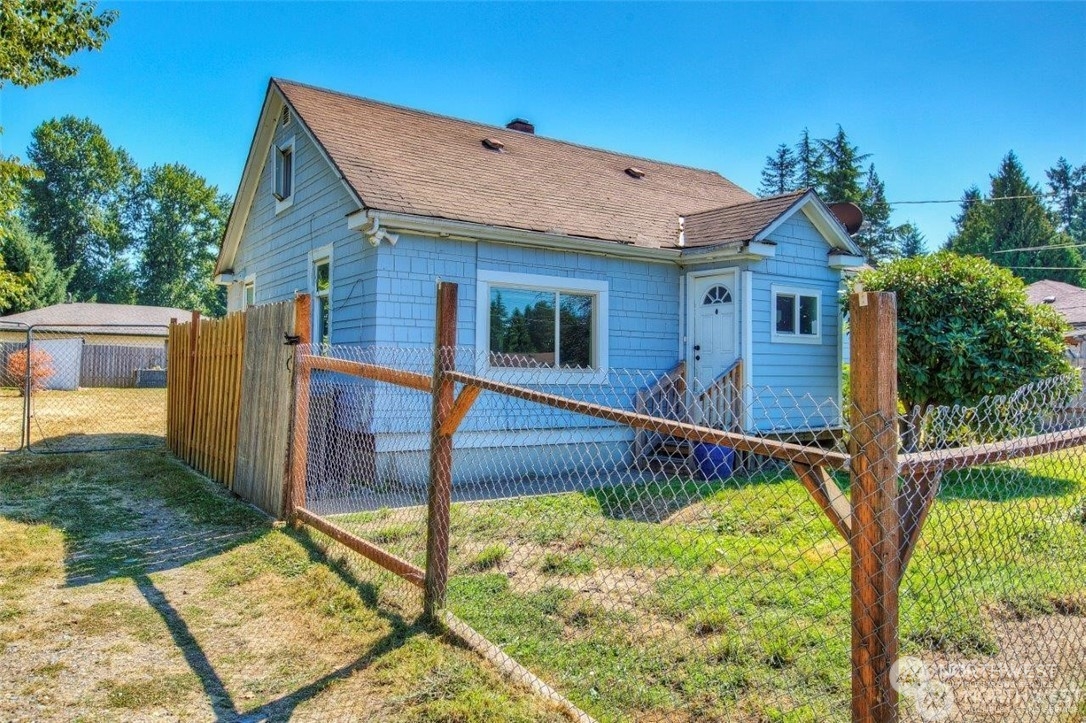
(217, 79), (864, 274)
(1026, 279), (1086, 335)
(0, 303), (191, 334)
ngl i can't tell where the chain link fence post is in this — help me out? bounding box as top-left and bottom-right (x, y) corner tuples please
(849, 290), (901, 722)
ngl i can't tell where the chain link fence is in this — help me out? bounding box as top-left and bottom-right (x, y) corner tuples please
(291, 331), (1085, 721)
(0, 323), (169, 453)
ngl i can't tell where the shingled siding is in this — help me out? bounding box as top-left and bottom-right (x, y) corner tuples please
(747, 213), (843, 431)
(229, 114), (377, 345)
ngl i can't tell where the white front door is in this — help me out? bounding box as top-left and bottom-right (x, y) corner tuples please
(690, 272), (739, 393)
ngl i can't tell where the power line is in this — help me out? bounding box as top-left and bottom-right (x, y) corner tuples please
(992, 241), (1086, 254)
(888, 190), (1086, 207)
(1006, 266), (1086, 271)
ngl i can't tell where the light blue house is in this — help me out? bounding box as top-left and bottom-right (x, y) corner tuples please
(215, 79), (865, 484)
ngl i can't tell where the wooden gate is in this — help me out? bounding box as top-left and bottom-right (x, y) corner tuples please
(167, 296), (307, 516)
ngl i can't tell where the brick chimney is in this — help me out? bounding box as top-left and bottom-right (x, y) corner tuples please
(506, 118), (534, 134)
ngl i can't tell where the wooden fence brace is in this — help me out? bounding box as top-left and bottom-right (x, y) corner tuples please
(849, 290), (900, 723)
(425, 281), (458, 620)
(286, 294), (312, 519)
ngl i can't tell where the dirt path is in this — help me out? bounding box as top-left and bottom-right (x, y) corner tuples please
(0, 450), (567, 722)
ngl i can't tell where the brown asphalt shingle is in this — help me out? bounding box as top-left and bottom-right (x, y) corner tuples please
(275, 79), (757, 249)
(0, 303), (191, 333)
(1026, 279), (1086, 329)
(682, 191), (809, 249)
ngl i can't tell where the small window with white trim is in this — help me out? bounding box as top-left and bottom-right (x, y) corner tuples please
(273, 136), (295, 212)
(312, 252), (332, 347)
(477, 270), (608, 380)
(772, 285), (821, 343)
(243, 279), (256, 308)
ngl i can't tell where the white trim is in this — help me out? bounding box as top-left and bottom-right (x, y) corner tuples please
(475, 269), (609, 384)
(741, 270), (754, 432)
(771, 284), (822, 345)
(684, 267), (740, 390)
(310, 244), (334, 345)
(216, 84), (364, 276)
(214, 272), (236, 285)
(243, 274), (257, 309)
(676, 242), (775, 265)
(828, 252), (866, 269)
(751, 190), (863, 256)
(355, 209), (679, 265)
(273, 135), (296, 214)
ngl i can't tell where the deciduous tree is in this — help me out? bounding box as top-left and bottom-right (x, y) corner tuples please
(132, 164), (229, 315)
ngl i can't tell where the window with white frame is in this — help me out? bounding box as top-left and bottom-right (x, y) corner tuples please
(477, 270), (608, 377)
(273, 136), (295, 211)
(772, 285), (821, 343)
(243, 279), (256, 308)
(313, 254), (331, 347)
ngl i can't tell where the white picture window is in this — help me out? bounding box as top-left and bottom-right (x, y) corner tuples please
(273, 136), (295, 212)
(772, 285), (821, 344)
(312, 249), (332, 348)
(476, 270), (608, 382)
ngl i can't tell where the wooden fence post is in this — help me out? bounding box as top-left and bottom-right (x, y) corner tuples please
(184, 310), (202, 464)
(425, 281), (458, 620)
(849, 290), (900, 723)
(286, 294), (312, 519)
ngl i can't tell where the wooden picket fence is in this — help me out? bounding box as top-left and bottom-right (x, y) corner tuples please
(167, 312), (246, 486)
(165, 297), (306, 515)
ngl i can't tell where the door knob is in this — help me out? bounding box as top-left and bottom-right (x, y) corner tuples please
(693, 345), (701, 351)
(695, 355), (701, 361)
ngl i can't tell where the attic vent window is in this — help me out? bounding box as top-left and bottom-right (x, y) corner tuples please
(273, 136), (296, 213)
(481, 138), (505, 151)
(280, 107), (291, 126)
(625, 167), (645, 179)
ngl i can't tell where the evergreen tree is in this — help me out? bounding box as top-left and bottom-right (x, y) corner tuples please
(1046, 157), (1086, 240)
(948, 153), (1085, 285)
(816, 125), (870, 204)
(854, 163), (898, 263)
(794, 129), (822, 190)
(758, 143), (798, 196)
(503, 308), (531, 354)
(0, 218), (70, 314)
(895, 223), (926, 258)
(132, 164), (230, 315)
(23, 116), (139, 301)
(489, 291), (509, 352)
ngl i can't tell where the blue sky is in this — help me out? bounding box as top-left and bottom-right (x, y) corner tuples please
(3, 2), (1084, 248)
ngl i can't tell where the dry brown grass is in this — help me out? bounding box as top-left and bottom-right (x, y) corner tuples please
(0, 387), (166, 452)
(0, 450), (568, 722)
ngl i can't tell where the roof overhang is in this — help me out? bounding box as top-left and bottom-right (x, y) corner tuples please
(677, 240), (777, 265)
(751, 190), (864, 256)
(352, 209), (681, 265)
(215, 80), (364, 276)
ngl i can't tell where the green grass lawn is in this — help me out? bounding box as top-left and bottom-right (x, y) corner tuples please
(335, 451), (1086, 722)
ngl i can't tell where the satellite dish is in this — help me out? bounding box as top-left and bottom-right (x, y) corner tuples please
(829, 202), (864, 235)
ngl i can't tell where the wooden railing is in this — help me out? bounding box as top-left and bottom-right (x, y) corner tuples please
(632, 361), (686, 461)
(693, 358), (743, 432)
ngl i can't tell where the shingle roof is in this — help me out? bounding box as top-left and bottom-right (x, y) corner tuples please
(1025, 279), (1086, 329)
(275, 79), (756, 249)
(0, 303), (191, 333)
(682, 190), (810, 249)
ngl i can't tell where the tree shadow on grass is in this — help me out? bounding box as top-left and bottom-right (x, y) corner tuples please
(26, 432), (165, 454)
(0, 449), (430, 721)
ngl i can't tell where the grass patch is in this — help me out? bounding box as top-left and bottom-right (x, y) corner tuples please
(101, 672), (198, 709)
(466, 544), (507, 572)
(426, 450), (1086, 722)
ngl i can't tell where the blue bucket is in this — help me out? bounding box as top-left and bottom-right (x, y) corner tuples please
(693, 443), (735, 481)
